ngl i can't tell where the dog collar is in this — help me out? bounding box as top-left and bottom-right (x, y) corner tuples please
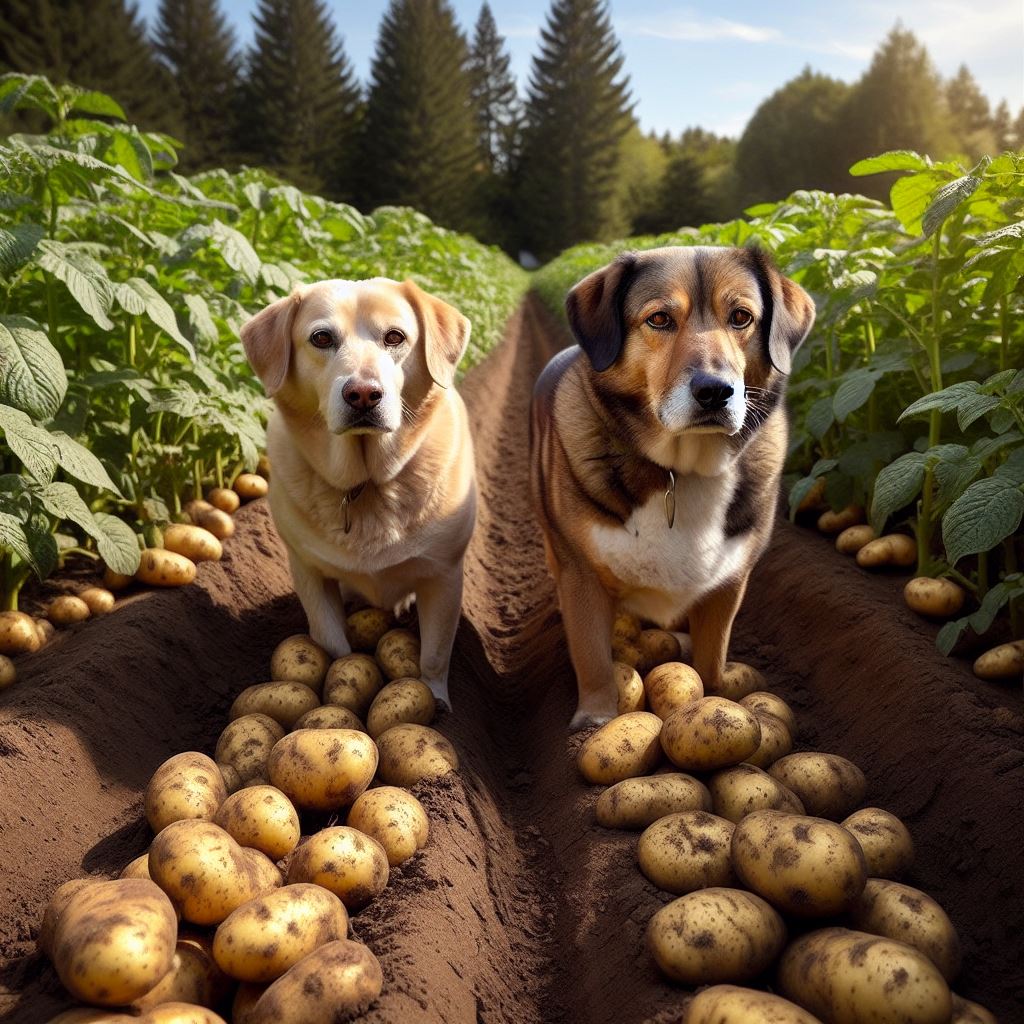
(665, 470), (676, 529)
(341, 482), (367, 534)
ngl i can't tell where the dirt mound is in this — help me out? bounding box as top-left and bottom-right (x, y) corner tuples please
(1, 295), (1021, 1023)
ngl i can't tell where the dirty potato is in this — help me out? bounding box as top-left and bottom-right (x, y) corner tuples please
(206, 487), (240, 514)
(78, 587), (115, 616)
(131, 938), (224, 1011)
(287, 827), (389, 909)
(136, 549), (197, 587)
(595, 773), (712, 830)
(646, 888), (786, 985)
(233, 473), (268, 501)
(212, 883), (348, 983)
(215, 714), (285, 784)
(47, 594), (91, 625)
(38, 878), (98, 958)
(270, 635), (330, 694)
(614, 662), (646, 714)
(743, 711), (793, 769)
(638, 811), (736, 894)
(229, 681), (320, 730)
(904, 577), (966, 619)
(346, 786), (429, 866)
(841, 807), (915, 879)
(323, 654), (384, 717)
(612, 611), (642, 644)
(213, 785), (301, 861)
(611, 638), (642, 668)
(835, 524), (876, 555)
(345, 608), (396, 653)
(768, 752), (867, 820)
(0, 654), (15, 690)
(267, 729), (377, 812)
(365, 678), (436, 739)
(661, 697), (761, 772)
(950, 994), (999, 1024)
(636, 629), (681, 675)
(145, 751), (228, 835)
(119, 853), (152, 881)
(577, 712), (663, 785)
(706, 661), (766, 701)
(162, 524), (222, 563)
(375, 723), (459, 786)
(375, 628), (421, 680)
(682, 985), (823, 1023)
(732, 810), (867, 916)
(195, 507), (235, 540)
(738, 692), (797, 735)
(973, 639), (1024, 680)
(817, 505), (864, 534)
(138, 1003), (228, 1023)
(643, 662), (703, 719)
(708, 764), (804, 823)
(856, 533), (917, 569)
(293, 705), (365, 732)
(0, 609), (42, 654)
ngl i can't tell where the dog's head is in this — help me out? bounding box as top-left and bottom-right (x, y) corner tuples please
(566, 246), (814, 437)
(240, 278), (470, 435)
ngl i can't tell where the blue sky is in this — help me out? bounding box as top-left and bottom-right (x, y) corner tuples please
(135, 0), (1024, 138)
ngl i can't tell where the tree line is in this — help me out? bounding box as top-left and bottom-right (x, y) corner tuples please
(2, 0), (1021, 260)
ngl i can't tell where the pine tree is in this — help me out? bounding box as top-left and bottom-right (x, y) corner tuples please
(238, 0), (362, 200)
(945, 64), (994, 158)
(516, 0), (634, 258)
(359, 0), (483, 232)
(469, 3), (520, 173)
(991, 100), (1013, 151)
(0, 0), (175, 131)
(152, 0), (241, 171)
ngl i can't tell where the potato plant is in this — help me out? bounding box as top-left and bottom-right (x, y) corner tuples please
(0, 74), (527, 610)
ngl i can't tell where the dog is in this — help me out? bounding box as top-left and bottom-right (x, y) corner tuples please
(530, 246), (814, 730)
(241, 277), (476, 710)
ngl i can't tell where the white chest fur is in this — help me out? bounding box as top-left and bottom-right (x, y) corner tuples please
(588, 471), (750, 628)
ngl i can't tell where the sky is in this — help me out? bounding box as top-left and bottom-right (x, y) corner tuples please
(135, 0), (1024, 139)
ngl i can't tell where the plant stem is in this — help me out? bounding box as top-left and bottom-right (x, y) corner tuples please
(863, 318), (878, 434)
(977, 550), (990, 598)
(192, 425), (203, 500)
(999, 294), (1009, 373)
(215, 448), (224, 489)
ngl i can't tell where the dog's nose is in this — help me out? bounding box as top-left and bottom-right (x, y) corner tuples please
(342, 378), (383, 410)
(690, 372), (734, 412)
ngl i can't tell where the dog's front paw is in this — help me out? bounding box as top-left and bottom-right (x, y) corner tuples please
(308, 624), (351, 660)
(423, 679), (452, 713)
(569, 707), (616, 732)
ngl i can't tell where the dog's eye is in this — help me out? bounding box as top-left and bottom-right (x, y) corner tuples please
(645, 311), (673, 330)
(383, 329), (406, 347)
(729, 308), (753, 329)
(309, 329), (334, 349)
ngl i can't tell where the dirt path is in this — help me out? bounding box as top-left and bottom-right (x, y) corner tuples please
(1, 295), (1022, 1023)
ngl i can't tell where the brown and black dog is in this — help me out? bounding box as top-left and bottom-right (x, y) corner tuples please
(530, 246), (814, 729)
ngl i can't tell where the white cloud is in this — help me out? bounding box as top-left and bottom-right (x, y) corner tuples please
(618, 15), (781, 44)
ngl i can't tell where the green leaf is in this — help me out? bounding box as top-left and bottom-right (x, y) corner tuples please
(117, 278), (195, 360)
(994, 448), (1024, 485)
(90, 512), (141, 574)
(49, 431), (119, 493)
(922, 175), (980, 238)
(849, 151), (930, 176)
(0, 511), (33, 568)
(36, 239), (114, 330)
(183, 294), (219, 346)
(0, 315), (67, 420)
(208, 220), (261, 283)
(0, 222), (43, 274)
(890, 171), (947, 235)
(833, 370), (877, 422)
(934, 451), (983, 511)
(806, 395), (835, 439)
(898, 381), (980, 422)
(0, 403), (58, 483)
(942, 477), (1024, 565)
(69, 89), (126, 120)
(870, 452), (926, 533)
(956, 394), (1000, 431)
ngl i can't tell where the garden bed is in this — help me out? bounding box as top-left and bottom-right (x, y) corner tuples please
(1, 296), (1021, 1023)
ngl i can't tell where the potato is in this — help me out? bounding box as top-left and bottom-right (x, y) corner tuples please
(739, 692), (797, 735)
(293, 705), (365, 732)
(682, 985), (823, 1024)
(636, 628), (681, 674)
(768, 752), (867, 820)
(145, 751), (228, 834)
(78, 587), (115, 616)
(638, 811), (736, 894)
(183, 499), (214, 521)
(345, 607), (395, 653)
(137, 1005), (227, 1024)
(346, 786), (429, 866)
(732, 810), (867, 916)
(672, 631), (694, 663)
(661, 697), (761, 771)
(230, 681), (320, 730)
(256, 454), (271, 477)
(233, 473), (268, 500)
(614, 662), (645, 713)
(365, 678), (436, 738)
(0, 654), (15, 689)
(611, 611), (642, 644)
(213, 785), (301, 861)
(646, 887), (785, 985)
(643, 662), (703, 719)
(206, 487), (240, 514)
(610, 638), (642, 668)
(375, 628), (420, 680)
(577, 711), (663, 784)
(102, 566), (134, 591)
(131, 938), (222, 1011)
(836, 523), (876, 555)
(195, 508), (235, 540)
(973, 639), (1024, 680)
(48, 594), (91, 625)
(287, 827), (389, 909)
(50, 878), (177, 1005)
(218, 762), (242, 794)
(35, 616), (56, 645)
(817, 504), (864, 534)
(270, 634), (330, 693)
(743, 711), (793, 769)
(246, 939), (383, 1024)
(267, 728), (377, 811)
(136, 549), (197, 587)
(708, 764), (804, 823)
(119, 853), (152, 880)
(162, 524), (223, 564)
(595, 773), (711, 829)
(778, 928), (952, 1024)
(950, 994), (998, 1024)
(38, 878), (98, 958)
(850, 879), (961, 981)
(213, 883), (348, 983)
(45, 1011), (134, 1023)
(904, 577), (966, 618)
(0, 609), (42, 653)
(232, 984), (266, 1024)
(797, 477), (826, 512)
(323, 653), (384, 717)
(856, 533), (917, 569)
(706, 661), (766, 701)
(841, 807), (915, 879)
(149, 820), (282, 925)
(215, 714), (285, 784)
(375, 723), (459, 786)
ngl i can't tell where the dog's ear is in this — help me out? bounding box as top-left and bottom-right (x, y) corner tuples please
(745, 247), (815, 374)
(403, 279), (470, 389)
(566, 253), (638, 372)
(240, 289), (302, 396)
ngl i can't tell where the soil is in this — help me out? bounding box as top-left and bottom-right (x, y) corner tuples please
(1, 295), (1022, 1024)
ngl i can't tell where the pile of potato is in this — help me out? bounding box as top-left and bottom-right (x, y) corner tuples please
(37, 607), (457, 1023)
(585, 612), (998, 1024)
